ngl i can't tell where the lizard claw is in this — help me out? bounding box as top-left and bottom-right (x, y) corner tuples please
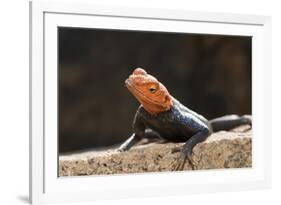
(170, 149), (194, 171)
(116, 146), (127, 152)
(171, 155), (187, 171)
(239, 115), (252, 132)
(170, 146), (181, 154)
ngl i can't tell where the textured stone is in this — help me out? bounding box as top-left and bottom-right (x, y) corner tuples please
(59, 125), (251, 176)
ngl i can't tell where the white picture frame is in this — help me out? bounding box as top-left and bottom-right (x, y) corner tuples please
(30, 1), (272, 204)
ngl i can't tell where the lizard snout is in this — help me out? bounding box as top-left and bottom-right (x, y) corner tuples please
(132, 68), (147, 75)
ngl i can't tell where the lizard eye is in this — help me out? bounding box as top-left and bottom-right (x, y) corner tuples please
(148, 87), (156, 93)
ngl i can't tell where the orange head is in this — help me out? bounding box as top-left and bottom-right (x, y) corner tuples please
(125, 68), (173, 115)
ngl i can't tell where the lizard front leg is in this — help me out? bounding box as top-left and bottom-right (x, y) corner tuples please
(172, 129), (210, 170)
(118, 133), (143, 151)
(118, 110), (145, 152)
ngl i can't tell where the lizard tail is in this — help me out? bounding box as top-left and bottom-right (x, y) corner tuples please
(209, 114), (252, 132)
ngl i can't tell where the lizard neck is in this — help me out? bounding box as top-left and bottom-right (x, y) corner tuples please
(139, 95), (174, 116)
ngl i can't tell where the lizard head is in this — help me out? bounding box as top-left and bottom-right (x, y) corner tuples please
(125, 68), (173, 115)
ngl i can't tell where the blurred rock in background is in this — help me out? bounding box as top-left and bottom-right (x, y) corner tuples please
(59, 28), (251, 153)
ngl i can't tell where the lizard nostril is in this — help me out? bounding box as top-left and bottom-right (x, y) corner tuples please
(133, 68), (147, 75)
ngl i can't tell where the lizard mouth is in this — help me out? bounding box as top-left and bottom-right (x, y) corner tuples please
(125, 79), (166, 108)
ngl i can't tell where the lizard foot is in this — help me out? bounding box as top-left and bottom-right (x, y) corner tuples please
(240, 115), (252, 132)
(241, 115), (252, 126)
(171, 155), (187, 171)
(170, 148), (195, 171)
(116, 146), (127, 152)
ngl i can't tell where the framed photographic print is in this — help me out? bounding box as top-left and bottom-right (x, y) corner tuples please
(29, 0), (271, 204)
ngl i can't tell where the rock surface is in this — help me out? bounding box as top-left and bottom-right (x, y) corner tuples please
(59, 125), (251, 176)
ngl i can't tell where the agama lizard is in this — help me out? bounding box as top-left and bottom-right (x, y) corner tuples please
(118, 68), (252, 170)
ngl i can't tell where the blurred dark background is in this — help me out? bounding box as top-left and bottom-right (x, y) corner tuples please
(58, 27), (251, 153)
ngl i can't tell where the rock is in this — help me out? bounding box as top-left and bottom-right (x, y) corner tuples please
(59, 125), (251, 176)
